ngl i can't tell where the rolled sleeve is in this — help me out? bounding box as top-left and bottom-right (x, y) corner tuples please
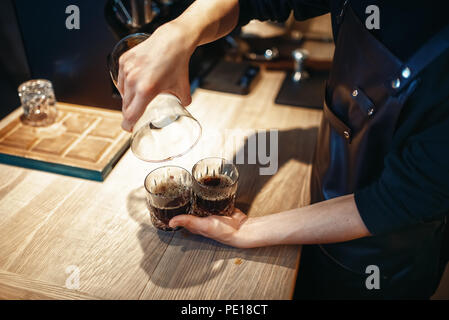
(355, 118), (449, 235)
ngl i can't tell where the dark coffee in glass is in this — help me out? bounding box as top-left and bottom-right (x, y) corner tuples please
(145, 166), (192, 231)
(192, 158), (239, 217)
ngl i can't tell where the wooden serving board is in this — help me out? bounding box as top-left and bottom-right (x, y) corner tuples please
(0, 102), (130, 181)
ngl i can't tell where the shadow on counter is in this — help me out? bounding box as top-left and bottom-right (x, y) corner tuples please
(233, 127), (318, 213)
(126, 126), (318, 289)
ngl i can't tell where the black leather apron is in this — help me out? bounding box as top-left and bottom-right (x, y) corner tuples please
(307, 2), (449, 298)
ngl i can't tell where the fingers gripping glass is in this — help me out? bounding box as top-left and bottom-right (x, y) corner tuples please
(108, 33), (202, 162)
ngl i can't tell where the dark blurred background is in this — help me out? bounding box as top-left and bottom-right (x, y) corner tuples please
(0, 0), (31, 119)
(1, 0), (125, 118)
(0, 0), (225, 119)
(0, 0), (335, 119)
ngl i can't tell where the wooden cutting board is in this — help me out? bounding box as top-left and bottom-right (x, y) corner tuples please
(0, 102), (130, 181)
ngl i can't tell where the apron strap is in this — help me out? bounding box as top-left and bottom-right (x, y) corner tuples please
(386, 23), (449, 95)
(336, 0), (350, 25)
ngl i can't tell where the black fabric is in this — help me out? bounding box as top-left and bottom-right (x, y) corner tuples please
(238, 0), (330, 25)
(238, 0), (449, 61)
(294, 244), (435, 299)
(239, 0), (449, 243)
(310, 6), (447, 298)
(239, 0), (449, 298)
(0, 0), (31, 119)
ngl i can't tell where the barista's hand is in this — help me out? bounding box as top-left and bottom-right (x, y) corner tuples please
(169, 208), (252, 248)
(170, 194), (371, 249)
(117, 22), (195, 131)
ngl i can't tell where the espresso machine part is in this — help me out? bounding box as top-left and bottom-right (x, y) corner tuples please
(199, 60), (260, 95)
(112, 0), (157, 29)
(105, 0), (228, 98)
(111, 0), (133, 27)
(292, 49), (310, 82)
(105, 0), (194, 39)
(106, 0), (158, 38)
(130, 0), (155, 28)
(245, 47), (280, 62)
(274, 48), (328, 109)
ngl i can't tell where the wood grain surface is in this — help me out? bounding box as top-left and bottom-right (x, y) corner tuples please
(0, 70), (322, 300)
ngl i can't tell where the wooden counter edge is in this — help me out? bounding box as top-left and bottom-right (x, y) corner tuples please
(0, 269), (101, 300)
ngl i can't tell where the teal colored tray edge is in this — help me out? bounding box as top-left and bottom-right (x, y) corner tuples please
(0, 139), (130, 182)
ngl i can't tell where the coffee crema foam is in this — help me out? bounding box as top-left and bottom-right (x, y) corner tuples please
(149, 181), (188, 198)
(198, 175), (234, 187)
(194, 175), (235, 200)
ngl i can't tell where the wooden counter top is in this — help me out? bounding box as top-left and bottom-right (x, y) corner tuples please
(0, 70), (322, 300)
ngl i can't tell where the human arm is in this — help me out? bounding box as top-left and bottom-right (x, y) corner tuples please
(168, 102), (449, 248)
(169, 194), (371, 248)
(118, 0), (240, 131)
(169, 55), (449, 247)
(118, 0), (332, 131)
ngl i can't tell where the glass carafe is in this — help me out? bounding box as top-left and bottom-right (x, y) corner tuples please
(108, 33), (201, 162)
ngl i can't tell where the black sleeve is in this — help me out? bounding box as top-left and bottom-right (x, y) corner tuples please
(354, 87), (449, 235)
(238, 0), (331, 26)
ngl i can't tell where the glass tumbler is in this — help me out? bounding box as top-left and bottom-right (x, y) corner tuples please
(18, 79), (57, 127)
(192, 157), (239, 217)
(108, 33), (202, 162)
(144, 166), (193, 231)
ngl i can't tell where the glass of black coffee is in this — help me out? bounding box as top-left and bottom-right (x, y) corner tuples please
(192, 158), (239, 217)
(144, 166), (192, 231)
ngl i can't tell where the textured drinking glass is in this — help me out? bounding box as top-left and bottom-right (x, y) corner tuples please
(109, 33), (202, 162)
(192, 158), (239, 217)
(144, 166), (193, 231)
(18, 79), (57, 126)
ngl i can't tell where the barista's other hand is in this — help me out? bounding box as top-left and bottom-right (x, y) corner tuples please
(117, 22), (195, 131)
(169, 208), (251, 248)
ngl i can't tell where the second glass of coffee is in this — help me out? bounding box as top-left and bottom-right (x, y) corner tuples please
(192, 158), (239, 217)
(144, 166), (192, 231)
